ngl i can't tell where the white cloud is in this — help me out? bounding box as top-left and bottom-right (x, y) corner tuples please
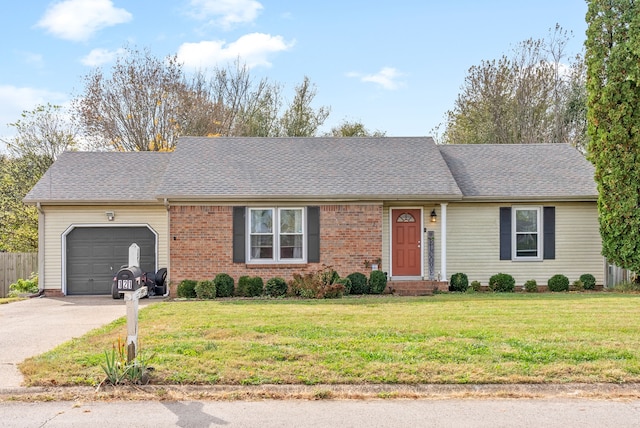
(189, 0), (263, 29)
(177, 33), (294, 69)
(348, 67), (406, 90)
(81, 48), (126, 66)
(36, 0), (132, 42)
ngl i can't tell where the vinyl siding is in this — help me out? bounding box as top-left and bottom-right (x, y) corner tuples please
(40, 205), (169, 293)
(446, 202), (604, 286)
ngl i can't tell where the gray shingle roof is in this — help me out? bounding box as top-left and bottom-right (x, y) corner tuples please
(24, 151), (171, 204)
(438, 144), (597, 200)
(24, 139), (597, 204)
(156, 137), (463, 200)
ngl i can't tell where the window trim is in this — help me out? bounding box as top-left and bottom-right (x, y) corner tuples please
(247, 207), (306, 264)
(512, 206), (542, 261)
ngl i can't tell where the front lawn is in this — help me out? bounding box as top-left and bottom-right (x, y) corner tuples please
(20, 293), (640, 386)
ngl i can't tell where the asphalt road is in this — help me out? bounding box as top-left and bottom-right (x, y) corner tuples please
(2, 398), (640, 427)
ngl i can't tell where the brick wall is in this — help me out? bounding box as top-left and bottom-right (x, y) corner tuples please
(169, 204), (383, 288)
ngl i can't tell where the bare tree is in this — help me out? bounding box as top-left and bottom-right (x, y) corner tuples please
(74, 48), (332, 150)
(74, 46), (187, 151)
(441, 25), (587, 152)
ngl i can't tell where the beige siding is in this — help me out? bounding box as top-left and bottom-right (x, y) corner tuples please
(446, 202), (604, 286)
(40, 205), (169, 293)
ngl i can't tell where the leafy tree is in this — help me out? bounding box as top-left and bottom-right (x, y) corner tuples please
(586, 0), (640, 273)
(0, 104), (77, 252)
(280, 76), (330, 137)
(440, 25), (587, 152)
(326, 119), (386, 137)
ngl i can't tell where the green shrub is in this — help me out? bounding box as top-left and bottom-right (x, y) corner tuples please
(8, 273), (39, 297)
(580, 273), (596, 290)
(489, 273), (515, 293)
(369, 270), (387, 294)
(237, 276), (263, 297)
(265, 277), (287, 297)
(524, 279), (538, 293)
(449, 273), (469, 292)
(347, 272), (369, 294)
(335, 277), (352, 294)
(548, 274), (570, 292)
(572, 279), (584, 291)
(214, 273), (234, 297)
(195, 280), (216, 299)
(470, 280), (482, 292)
(611, 281), (640, 293)
(177, 280), (197, 298)
(289, 266), (344, 299)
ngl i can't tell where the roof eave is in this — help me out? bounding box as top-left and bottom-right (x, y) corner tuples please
(456, 194), (598, 203)
(159, 193), (464, 203)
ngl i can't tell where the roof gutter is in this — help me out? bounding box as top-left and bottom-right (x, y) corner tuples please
(158, 194), (465, 203)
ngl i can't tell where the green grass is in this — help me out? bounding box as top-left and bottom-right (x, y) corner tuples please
(19, 293), (640, 386)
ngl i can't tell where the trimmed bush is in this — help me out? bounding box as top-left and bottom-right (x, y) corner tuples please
(177, 280), (197, 298)
(524, 279), (538, 293)
(572, 279), (584, 291)
(580, 273), (596, 290)
(470, 280), (482, 292)
(195, 280), (216, 299)
(548, 274), (570, 292)
(449, 273), (469, 292)
(214, 273), (235, 297)
(369, 270), (387, 294)
(335, 277), (352, 294)
(347, 272), (369, 294)
(265, 277), (287, 298)
(237, 276), (263, 297)
(489, 273), (515, 293)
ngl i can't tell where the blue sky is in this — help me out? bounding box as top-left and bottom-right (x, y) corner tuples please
(0, 0), (588, 151)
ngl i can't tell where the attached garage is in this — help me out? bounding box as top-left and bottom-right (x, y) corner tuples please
(65, 226), (157, 295)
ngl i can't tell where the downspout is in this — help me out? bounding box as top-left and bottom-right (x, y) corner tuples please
(163, 198), (170, 297)
(35, 203), (46, 297)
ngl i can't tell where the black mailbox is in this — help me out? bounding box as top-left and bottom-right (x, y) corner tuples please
(116, 266), (145, 292)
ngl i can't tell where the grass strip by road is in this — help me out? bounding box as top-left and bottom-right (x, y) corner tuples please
(20, 293), (640, 386)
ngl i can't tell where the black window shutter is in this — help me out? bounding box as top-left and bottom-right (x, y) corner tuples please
(543, 206), (555, 260)
(232, 206), (246, 263)
(499, 207), (512, 260)
(307, 206), (320, 263)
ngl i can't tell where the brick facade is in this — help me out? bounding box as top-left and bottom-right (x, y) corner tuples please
(169, 204), (383, 288)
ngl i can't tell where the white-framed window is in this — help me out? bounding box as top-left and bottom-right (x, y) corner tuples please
(249, 207), (305, 262)
(512, 206), (542, 260)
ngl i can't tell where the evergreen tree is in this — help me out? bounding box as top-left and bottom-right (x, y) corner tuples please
(586, 0), (640, 272)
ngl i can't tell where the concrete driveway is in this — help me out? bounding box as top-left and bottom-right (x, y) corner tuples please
(0, 295), (153, 389)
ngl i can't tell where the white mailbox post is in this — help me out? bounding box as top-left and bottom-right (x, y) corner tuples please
(115, 243), (148, 362)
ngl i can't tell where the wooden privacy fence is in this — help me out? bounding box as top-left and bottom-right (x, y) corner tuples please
(0, 253), (38, 298)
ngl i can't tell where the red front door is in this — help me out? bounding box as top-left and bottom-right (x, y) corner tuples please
(392, 209), (422, 276)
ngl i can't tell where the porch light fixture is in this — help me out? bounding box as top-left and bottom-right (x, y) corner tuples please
(106, 211), (115, 221)
(430, 209), (437, 223)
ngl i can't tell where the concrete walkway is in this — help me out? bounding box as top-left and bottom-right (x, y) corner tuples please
(0, 296), (152, 388)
